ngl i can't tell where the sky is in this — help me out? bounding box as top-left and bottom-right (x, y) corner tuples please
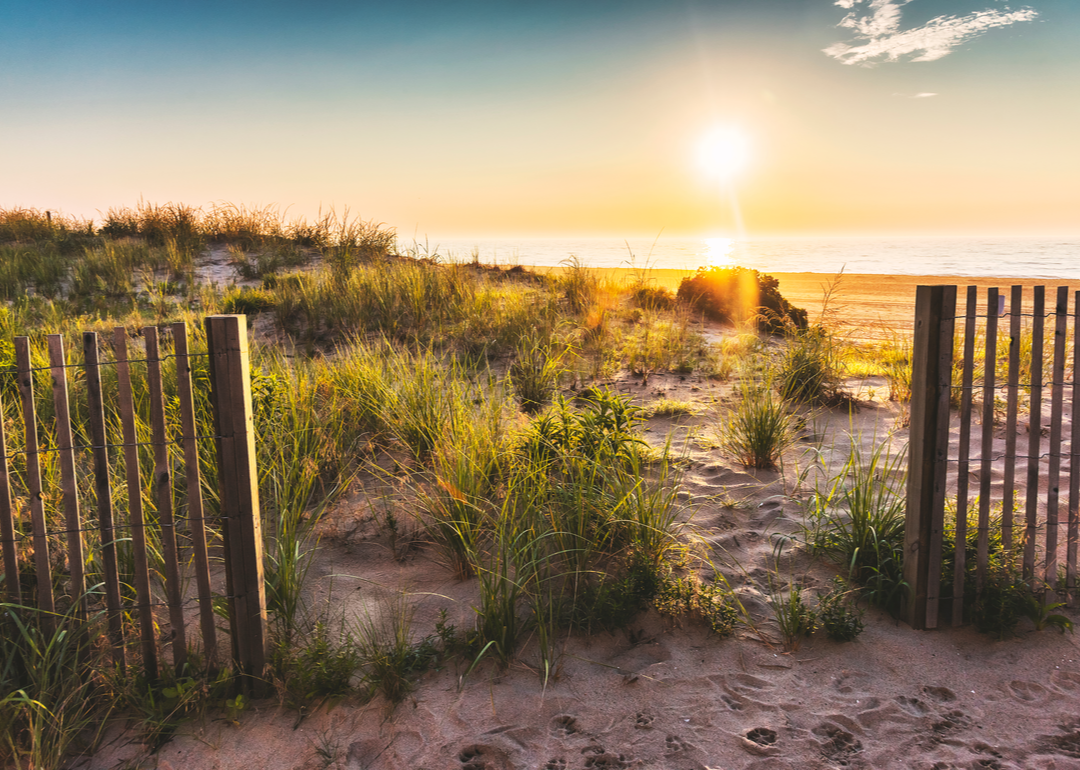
(2, 0), (1077, 238)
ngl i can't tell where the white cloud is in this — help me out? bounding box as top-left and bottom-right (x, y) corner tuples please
(824, 1), (1039, 66)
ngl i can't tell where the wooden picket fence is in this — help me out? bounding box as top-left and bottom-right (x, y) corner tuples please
(904, 285), (1080, 629)
(0, 315), (267, 685)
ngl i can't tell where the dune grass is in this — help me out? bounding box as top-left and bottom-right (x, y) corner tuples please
(0, 200), (906, 762)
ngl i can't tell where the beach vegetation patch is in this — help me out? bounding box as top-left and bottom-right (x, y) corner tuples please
(715, 378), (796, 469)
(677, 266), (807, 334)
(817, 578), (865, 642)
(803, 435), (908, 610)
(222, 286), (276, 315)
(775, 325), (845, 405)
(0, 600), (113, 769)
(769, 581), (818, 652)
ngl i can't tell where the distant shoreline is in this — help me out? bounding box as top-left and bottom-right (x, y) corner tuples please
(531, 265), (1080, 338)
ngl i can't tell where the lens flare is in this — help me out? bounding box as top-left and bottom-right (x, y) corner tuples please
(697, 126), (751, 182)
(705, 237), (735, 267)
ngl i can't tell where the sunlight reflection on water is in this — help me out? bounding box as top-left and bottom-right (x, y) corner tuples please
(705, 237), (734, 268)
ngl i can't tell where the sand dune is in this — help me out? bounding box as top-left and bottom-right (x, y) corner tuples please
(79, 274), (1080, 770)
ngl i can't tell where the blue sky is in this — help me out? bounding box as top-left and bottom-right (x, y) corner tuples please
(2, 0), (1076, 237)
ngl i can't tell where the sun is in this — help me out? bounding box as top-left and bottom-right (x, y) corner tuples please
(697, 126), (751, 183)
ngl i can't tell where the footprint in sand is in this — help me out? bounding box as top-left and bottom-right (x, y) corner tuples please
(1050, 670), (1080, 692)
(543, 760), (567, 770)
(664, 734), (692, 754)
(740, 727), (780, 757)
(720, 694), (744, 711)
(730, 673), (775, 692)
(551, 715), (579, 736)
(812, 723), (863, 767)
(581, 746), (629, 768)
(929, 709), (972, 741)
(921, 685), (957, 703)
(634, 713), (655, 729)
(1007, 679), (1048, 703)
(458, 744), (513, 770)
(896, 696), (928, 716)
(746, 727), (777, 746)
(1036, 721), (1080, 758)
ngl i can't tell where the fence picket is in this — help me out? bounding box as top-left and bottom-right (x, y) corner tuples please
(83, 332), (126, 670)
(1068, 290), (1080, 604)
(113, 327), (159, 681)
(953, 286), (977, 625)
(47, 335), (86, 617)
(1045, 287), (1069, 591)
(172, 321), (218, 668)
(15, 337), (54, 630)
(1070, 292), (1080, 603)
(0, 386), (20, 602)
(144, 327), (188, 673)
(1024, 287), (1045, 579)
(1002, 286), (1022, 552)
(976, 288), (999, 604)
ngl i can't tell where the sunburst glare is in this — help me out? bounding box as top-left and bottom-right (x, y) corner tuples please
(705, 237), (735, 267)
(697, 126), (751, 183)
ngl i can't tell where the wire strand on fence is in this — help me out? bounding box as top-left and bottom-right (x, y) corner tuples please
(945, 381), (1077, 391)
(942, 310), (1079, 322)
(0, 515), (239, 545)
(10, 351), (210, 376)
(1, 432), (229, 459)
(944, 450), (1080, 465)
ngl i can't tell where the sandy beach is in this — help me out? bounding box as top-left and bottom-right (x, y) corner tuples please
(76, 267), (1080, 770)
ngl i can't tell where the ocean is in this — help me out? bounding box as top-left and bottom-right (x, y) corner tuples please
(405, 235), (1080, 280)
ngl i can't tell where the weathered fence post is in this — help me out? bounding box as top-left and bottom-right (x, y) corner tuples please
(205, 315), (268, 691)
(904, 285), (956, 630)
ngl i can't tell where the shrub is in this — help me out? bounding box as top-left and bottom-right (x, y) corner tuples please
(630, 283), (675, 311)
(654, 571), (739, 636)
(677, 266), (807, 333)
(770, 583), (817, 651)
(528, 389), (647, 468)
(803, 436), (907, 609)
(817, 578), (865, 641)
(776, 325), (844, 404)
(879, 336), (912, 403)
(222, 287), (276, 315)
(509, 338), (564, 414)
(715, 380), (795, 469)
(555, 255), (599, 315)
(270, 621), (360, 704)
(354, 598), (445, 704)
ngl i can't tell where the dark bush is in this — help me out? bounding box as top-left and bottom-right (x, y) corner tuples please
(677, 266), (807, 333)
(222, 287), (276, 315)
